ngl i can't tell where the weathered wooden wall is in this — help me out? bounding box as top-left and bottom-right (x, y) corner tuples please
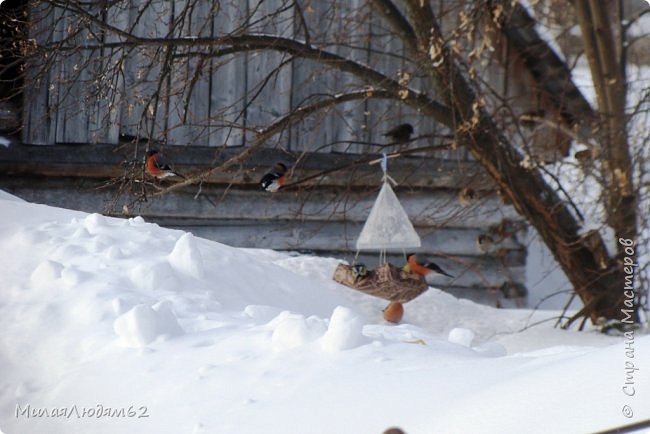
(21, 0), (463, 159)
(0, 143), (527, 306)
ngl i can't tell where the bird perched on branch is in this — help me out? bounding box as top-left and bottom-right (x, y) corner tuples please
(145, 150), (185, 179)
(458, 187), (477, 207)
(476, 234), (496, 255)
(383, 123), (414, 144)
(260, 162), (288, 192)
(403, 253), (454, 279)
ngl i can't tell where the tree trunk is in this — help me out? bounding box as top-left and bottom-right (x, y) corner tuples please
(402, 0), (639, 326)
(574, 0), (638, 250)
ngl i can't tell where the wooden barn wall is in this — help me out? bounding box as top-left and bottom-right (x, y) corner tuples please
(1, 144), (528, 306)
(22, 0), (466, 160)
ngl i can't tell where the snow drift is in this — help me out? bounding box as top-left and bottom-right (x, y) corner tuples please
(0, 194), (648, 434)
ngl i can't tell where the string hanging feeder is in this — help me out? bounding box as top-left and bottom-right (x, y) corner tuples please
(333, 153), (428, 303)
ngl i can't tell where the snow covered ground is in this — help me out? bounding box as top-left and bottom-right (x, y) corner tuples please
(0, 191), (649, 434)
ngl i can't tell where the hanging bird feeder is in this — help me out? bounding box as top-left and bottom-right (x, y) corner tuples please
(333, 154), (428, 303)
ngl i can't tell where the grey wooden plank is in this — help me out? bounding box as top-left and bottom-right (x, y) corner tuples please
(152, 222), (527, 290)
(149, 0), (175, 143)
(55, 7), (94, 144)
(125, 186), (515, 227)
(290, 1), (356, 154)
(116, 2), (145, 139)
(244, 0), (293, 150)
(167, 0), (213, 147)
(443, 286), (527, 308)
(22, 2), (59, 145)
(327, 0), (371, 154)
(289, 62), (342, 154)
(155, 220), (526, 259)
(0, 173), (519, 228)
(87, 3), (130, 144)
(118, 0), (172, 141)
(207, 1), (247, 147)
(0, 144), (497, 189)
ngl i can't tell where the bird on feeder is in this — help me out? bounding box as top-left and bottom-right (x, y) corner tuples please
(351, 263), (369, 283)
(260, 162), (288, 192)
(403, 253), (454, 279)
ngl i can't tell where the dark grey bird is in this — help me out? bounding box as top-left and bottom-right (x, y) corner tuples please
(383, 123), (414, 143)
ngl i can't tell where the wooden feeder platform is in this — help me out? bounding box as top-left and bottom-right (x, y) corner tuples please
(332, 263), (429, 303)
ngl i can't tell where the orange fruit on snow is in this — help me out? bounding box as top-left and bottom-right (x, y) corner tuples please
(383, 301), (404, 323)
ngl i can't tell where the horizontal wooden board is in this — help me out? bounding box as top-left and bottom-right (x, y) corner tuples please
(155, 219), (526, 260)
(0, 144), (495, 190)
(149, 227), (526, 292)
(0, 175), (519, 228)
(438, 286), (527, 308)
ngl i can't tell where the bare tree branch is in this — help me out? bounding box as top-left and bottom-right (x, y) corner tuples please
(152, 89), (402, 196)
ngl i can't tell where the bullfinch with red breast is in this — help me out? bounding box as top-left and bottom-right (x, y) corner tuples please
(145, 150), (185, 179)
(403, 253), (454, 279)
(260, 162), (288, 192)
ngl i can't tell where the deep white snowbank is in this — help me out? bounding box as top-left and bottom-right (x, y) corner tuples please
(0, 196), (648, 434)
